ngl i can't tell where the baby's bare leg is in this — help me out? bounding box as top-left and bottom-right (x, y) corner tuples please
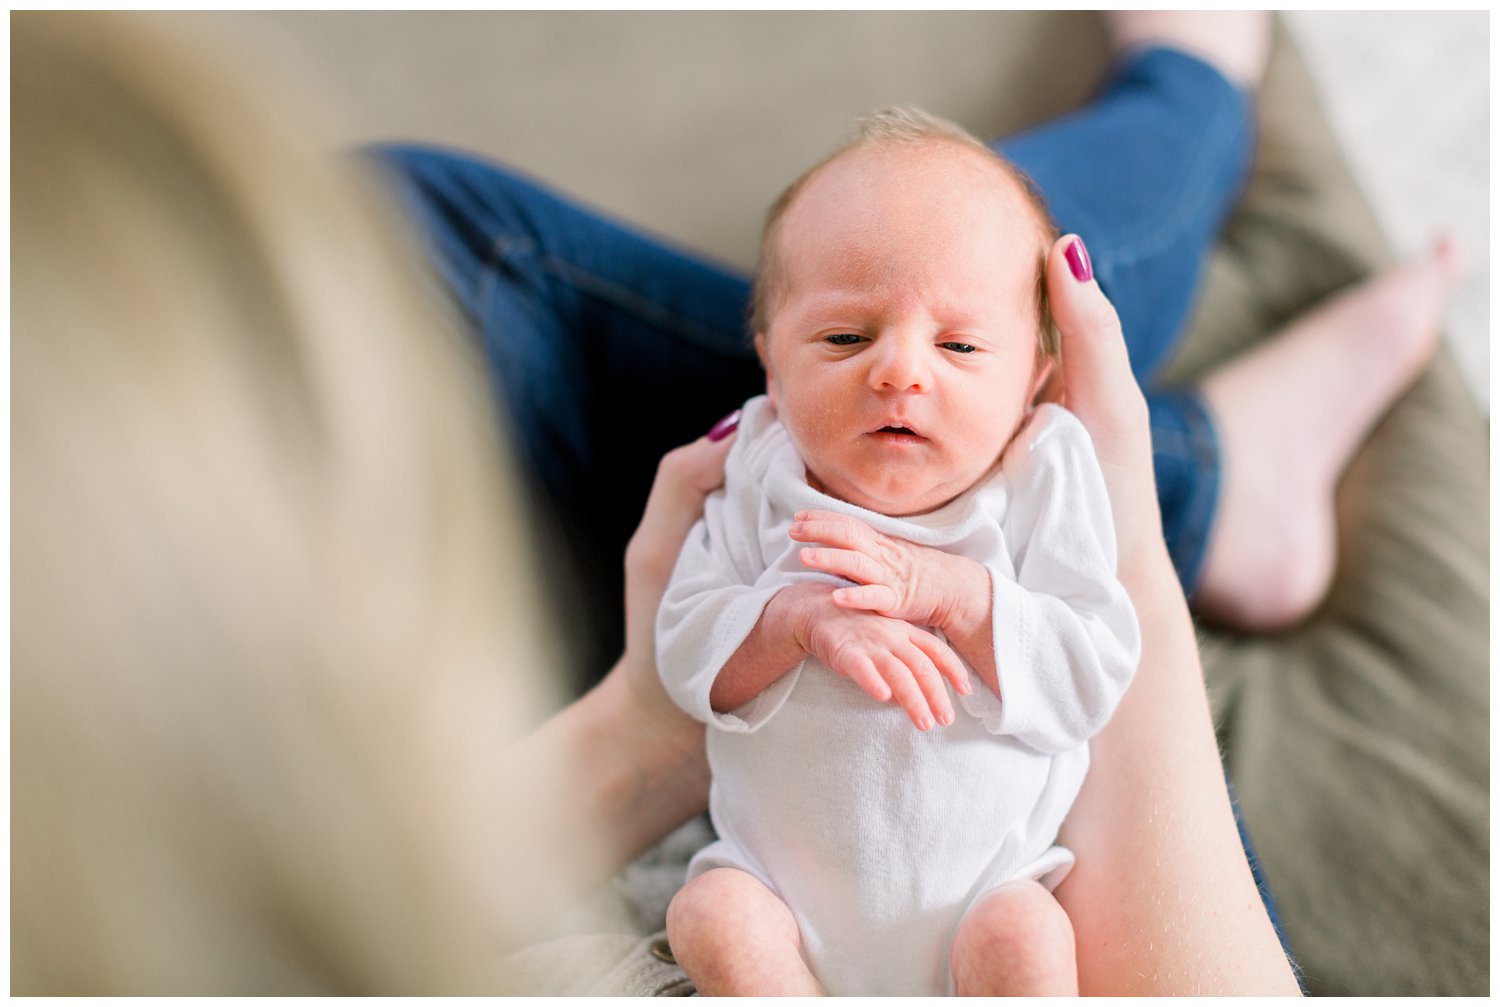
(950, 880), (1078, 996)
(665, 867), (824, 995)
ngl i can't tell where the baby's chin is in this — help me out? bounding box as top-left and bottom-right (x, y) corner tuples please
(806, 469), (969, 517)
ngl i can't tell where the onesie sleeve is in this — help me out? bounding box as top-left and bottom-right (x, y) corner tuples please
(984, 406), (1141, 753)
(655, 443), (804, 734)
(654, 513), (798, 732)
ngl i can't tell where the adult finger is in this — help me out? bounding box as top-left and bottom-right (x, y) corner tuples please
(625, 413), (739, 583)
(1045, 235), (1161, 558)
(1046, 236), (1137, 422)
(622, 412), (739, 678)
(646, 421), (739, 536)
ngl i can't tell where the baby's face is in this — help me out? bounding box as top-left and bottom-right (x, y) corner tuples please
(758, 141), (1048, 516)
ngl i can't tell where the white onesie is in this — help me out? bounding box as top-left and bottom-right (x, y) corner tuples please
(657, 395), (1140, 996)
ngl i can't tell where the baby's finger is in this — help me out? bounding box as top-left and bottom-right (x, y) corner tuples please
(873, 652), (936, 732)
(798, 546), (882, 584)
(894, 642), (954, 727)
(838, 652), (892, 704)
(789, 512), (873, 551)
(831, 583), (898, 613)
(912, 629), (972, 697)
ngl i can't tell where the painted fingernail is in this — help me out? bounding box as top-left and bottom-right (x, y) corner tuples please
(1066, 237), (1093, 283)
(707, 409), (741, 441)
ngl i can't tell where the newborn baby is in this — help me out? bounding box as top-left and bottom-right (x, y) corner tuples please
(657, 107), (1140, 996)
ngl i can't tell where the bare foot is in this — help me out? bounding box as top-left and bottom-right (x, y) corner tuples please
(1103, 11), (1271, 90)
(1194, 239), (1465, 632)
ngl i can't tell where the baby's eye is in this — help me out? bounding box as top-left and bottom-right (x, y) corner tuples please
(940, 341), (978, 354)
(824, 333), (865, 346)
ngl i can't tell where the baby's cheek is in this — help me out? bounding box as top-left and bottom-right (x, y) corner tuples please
(782, 396), (848, 479)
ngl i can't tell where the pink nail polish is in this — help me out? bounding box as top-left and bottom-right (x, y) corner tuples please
(1066, 237), (1093, 283)
(707, 409), (741, 441)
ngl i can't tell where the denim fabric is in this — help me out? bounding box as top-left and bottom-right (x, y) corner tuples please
(1230, 781), (1307, 993)
(371, 144), (761, 546)
(998, 48), (1256, 385)
(371, 144), (765, 682)
(1146, 388), (1222, 593)
(994, 46), (1252, 595)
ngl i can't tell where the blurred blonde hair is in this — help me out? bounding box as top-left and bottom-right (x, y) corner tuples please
(749, 105), (1059, 361)
(13, 12), (566, 993)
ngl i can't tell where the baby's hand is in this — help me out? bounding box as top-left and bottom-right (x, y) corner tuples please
(791, 510), (988, 633)
(801, 600), (972, 731)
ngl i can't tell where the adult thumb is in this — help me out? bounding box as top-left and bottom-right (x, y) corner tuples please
(1044, 234), (1160, 554)
(1046, 234), (1145, 433)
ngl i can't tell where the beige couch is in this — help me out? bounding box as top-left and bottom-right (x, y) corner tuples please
(201, 12), (1489, 995)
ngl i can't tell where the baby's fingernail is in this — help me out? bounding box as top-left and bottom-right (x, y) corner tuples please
(1066, 236), (1093, 283)
(707, 409), (741, 442)
(918, 716), (933, 731)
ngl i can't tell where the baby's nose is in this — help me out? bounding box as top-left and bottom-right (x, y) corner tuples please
(868, 338), (931, 391)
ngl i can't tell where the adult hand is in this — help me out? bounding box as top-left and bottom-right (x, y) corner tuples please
(1039, 234), (1164, 581)
(621, 413), (740, 728)
(1041, 236), (1301, 994)
(508, 414), (740, 895)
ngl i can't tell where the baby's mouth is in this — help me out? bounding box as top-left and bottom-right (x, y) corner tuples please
(871, 424), (927, 443)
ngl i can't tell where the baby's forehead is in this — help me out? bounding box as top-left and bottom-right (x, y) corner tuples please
(781, 141), (1048, 252)
(778, 149), (1046, 284)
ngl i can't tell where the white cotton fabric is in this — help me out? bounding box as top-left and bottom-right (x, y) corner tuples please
(657, 395), (1140, 996)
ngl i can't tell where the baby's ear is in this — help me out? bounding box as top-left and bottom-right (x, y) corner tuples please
(1028, 353), (1061, 411)
(755, 332), (780, 408)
